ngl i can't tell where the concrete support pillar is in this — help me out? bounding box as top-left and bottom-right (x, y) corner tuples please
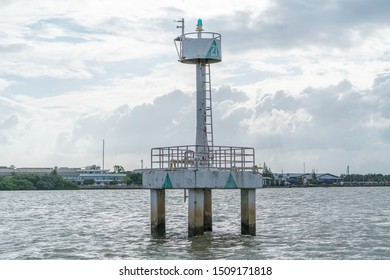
(241, 189), (256, 235)
(188, 189), (205, 237)
(151, 189), (165, 237)
(204, 189), (212, 232)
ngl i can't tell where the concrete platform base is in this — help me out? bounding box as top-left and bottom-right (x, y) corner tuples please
(143, 169), (263, 189)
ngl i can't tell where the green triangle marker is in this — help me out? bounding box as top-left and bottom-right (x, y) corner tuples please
(206, 40), (220, 59)
(224, 173), (237, 189)
(163, 173), (173, 189)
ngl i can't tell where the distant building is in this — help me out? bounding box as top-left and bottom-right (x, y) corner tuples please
(0, 166), (16, 176)
(317, 173), (342, 184)
(57, 167), (82, 182)
(0, 165), (126, 185)
(273, 172), (341, 186)
(77, 166), (126, 185)
(16, 167), (54, 174)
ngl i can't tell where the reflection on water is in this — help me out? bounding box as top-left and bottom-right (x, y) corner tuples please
(1, 187), (390, 259)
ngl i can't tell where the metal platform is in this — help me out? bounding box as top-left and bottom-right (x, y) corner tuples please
(150, 145), (257, 171)
(143, 144), (262, 189)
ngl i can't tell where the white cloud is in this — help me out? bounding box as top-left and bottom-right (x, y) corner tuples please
(2, 75), (390, 173)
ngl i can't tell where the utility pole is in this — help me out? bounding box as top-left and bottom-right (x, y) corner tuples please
(102, 139), (105, 170)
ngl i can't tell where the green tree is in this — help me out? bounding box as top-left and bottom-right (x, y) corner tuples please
(113, 165), (125, 174)
(14, 179), (35, 190)
(309, 169), (318, 185)
(36, 180), (54, 190)
(109, 179), (119, 185)
(262, 163), (274, 178)
(0, 177), (17, 190)
(83, 178), (95, 185)
(124, 171), (142, 185)
(0, 172), (78, 191)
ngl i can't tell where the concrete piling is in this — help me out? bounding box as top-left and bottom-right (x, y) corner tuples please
(188, 189), (205, 237)
(149, 188), (258, 237)
(241, 189), (256, 235)
(151, 189), (166, 237)
(204, 189), (212, 232)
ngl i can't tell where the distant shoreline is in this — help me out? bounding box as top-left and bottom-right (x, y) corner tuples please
(263, 183), (390, 188)
(78, 184), (390, 190)
(3, 184), (390, 191)
(78, 184), (142, 190)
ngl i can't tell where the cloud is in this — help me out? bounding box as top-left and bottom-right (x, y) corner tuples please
(44, 76), (389, 173)
(26, 17), (99, 43)
(215, 0), (390, 51)
(49, 86), (253, 168)
(52, 90), (194, 167)
(242, 76), (390, 173)
(0, 114), (19, 129)
(0, 110), (19, 145)
(248, 79), (389, 147)
(1, 0), (390, 175)
(213, 85), (249, 103)
(2, 71), (390, 173)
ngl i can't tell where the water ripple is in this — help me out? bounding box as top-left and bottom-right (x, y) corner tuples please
(1, 187), (390, 259)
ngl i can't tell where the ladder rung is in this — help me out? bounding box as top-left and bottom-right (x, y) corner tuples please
(204, 63), (213, 148)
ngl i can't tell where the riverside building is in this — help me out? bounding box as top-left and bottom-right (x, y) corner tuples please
(0, 165), (126, 186)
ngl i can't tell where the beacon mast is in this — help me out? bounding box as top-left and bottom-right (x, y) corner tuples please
(174, 18), (221, 163)
(143, 19), (262, 238)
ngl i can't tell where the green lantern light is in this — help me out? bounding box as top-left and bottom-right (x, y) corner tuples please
(196, 18), (203, 32)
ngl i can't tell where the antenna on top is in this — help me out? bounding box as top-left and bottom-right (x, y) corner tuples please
(175, 18), (184, 36)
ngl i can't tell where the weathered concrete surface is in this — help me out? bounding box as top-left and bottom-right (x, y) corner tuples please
(241, 189), (256, 235)
(151, 189), (165, 237)
(143, 170), (263, 189)
(188, 189), (205, 237)
(204, 189), (212, 232)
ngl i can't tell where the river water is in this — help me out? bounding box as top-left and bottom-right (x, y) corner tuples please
(1, 187), (390, 260)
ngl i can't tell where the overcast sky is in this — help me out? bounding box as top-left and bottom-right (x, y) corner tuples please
(1, 0), (390, 175)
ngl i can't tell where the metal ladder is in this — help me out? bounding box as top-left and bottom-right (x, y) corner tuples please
(204, 63), (214, 148)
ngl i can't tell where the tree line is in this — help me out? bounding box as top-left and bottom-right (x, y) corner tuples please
(261, 162), (390, 183)
(341, 173), (390, 183)
(0, 171), (79, 191)
(0, 166), (143, 190)
(111, 166), (142, 185)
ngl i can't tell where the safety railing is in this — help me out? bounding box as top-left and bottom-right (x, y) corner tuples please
(151, 145), (256, 171)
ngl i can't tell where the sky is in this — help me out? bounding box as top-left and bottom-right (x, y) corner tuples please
(1, 0), (390, 175)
